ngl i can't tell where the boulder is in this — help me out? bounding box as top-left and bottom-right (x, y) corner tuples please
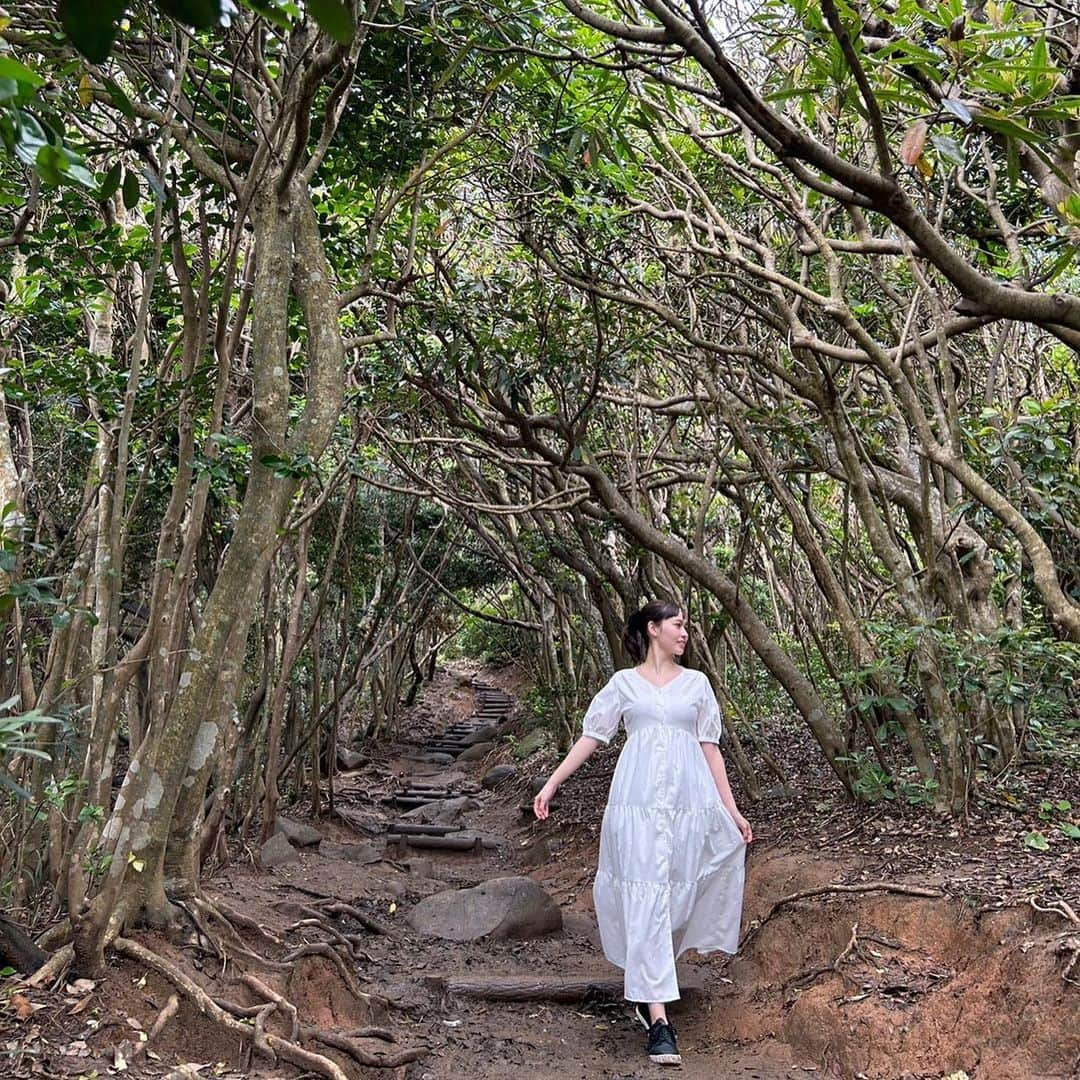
(274, 815), (322, 848)
(337, 748), (366, 770)
(458, 741), (495, 762)
(320, 840), (381, 864)
(260, 832), (299, 868)
(402, 796), (480, 825)
(407, 876), (562, 942)
(464, 724), (499, 746)
(511, 729), (548, 760)
(481, 764), (518, 790)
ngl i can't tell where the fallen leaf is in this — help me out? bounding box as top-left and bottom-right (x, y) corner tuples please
(10, 993), (36, 1020)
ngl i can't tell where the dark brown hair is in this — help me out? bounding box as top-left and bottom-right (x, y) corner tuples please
(622, 601), (681, 664)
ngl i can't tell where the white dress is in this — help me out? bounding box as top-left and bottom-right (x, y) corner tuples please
(582, 667), (746, 1003)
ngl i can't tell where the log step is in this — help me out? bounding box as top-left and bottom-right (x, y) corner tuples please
(386, 833), (484, 852)
(386, 822), (464, 836)
(387, 796), (444, 809)
(426, 973), (703, 1002)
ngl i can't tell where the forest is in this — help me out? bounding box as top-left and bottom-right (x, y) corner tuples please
(0, 0), (1077, 1077)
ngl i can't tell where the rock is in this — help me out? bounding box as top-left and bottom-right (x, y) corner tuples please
(321, 840), (381, 864)
(481, 764), (518, 790)
(260, 832), (299, 868)
(407, 876), (563, 942)
(402, 796), (480, 825)
(405, 752), (456, 766)
(464, 724), (499, 746)
(337, 748), (366, 770)
(458, 741), (495, 762)
(405, 857), (436, 878)
(529, 775), (548, 796)
(274, 815), (323, 848)
(511, 729), (548, 760)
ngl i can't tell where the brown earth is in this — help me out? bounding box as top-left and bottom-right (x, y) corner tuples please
(2, 663), (1077, 1079)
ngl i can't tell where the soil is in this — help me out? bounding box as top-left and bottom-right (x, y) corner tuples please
(2, 662), (1077, 1080)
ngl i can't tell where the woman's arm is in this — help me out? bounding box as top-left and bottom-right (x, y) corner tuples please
(701, 742), (753, 843)
(533, 735), (603, 819)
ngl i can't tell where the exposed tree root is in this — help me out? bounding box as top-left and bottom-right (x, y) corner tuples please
(1031, 896), (1080, 986)
(741, 880), (945, 948)
(131, 993), (179, 1060)
(241, 973), (300, 1041)
(243, 969), (428, 1068)
(114, 937), (350, 1080)
(282, 940), (389, 1009)
(301, 1024), (430, 1068)
(320, 899), (393, 936)
(273, 895), (393, 936)
(26, 942), (73, 988)
(196, 895), (283, 948)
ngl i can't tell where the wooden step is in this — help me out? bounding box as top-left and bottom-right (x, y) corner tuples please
(386, 833), (484, 852)
(425, 972), (703, 1002)
(386, 822), (464, 836)
(386, 796), (444, 809)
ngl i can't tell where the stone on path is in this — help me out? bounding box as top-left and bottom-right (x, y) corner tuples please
(407, 876), (562, 942)
(405, 751), (456, 766)
(481, 764), (518, 790)
(512, 730), (547, 759)
(337, 748), (366, 770)
(274, 815), (323, 847)
(402, 795), (481, 825)
(464, 724), (499, 746)
(320, 840), (381, 864)
(260, 831), (299, 868)
(457, 741), (495, 762)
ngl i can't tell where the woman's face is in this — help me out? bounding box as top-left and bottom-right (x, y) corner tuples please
(649, 611), (688, 658)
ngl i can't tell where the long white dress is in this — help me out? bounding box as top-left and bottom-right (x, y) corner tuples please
(582, 667), (746, 1003)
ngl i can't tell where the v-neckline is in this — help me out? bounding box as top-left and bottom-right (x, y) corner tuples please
(631, 666), (690, 692)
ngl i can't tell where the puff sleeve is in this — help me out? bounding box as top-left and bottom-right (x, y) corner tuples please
(581, 676), (622, 745)
(695, 673), (723, 744)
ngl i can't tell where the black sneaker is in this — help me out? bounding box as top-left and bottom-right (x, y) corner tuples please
(646, 1018), (681, 1066)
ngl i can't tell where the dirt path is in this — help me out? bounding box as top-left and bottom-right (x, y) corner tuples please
(200, 665), (801, 1079)
(9, 666), (1075, 1079)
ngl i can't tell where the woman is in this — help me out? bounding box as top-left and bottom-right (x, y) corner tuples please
(534, 601), (751, 1067)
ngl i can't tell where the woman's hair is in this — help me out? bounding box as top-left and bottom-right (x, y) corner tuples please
(622, 601), (682, 664)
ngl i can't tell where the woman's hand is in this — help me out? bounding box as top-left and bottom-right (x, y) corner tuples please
(731, 810), (753, 844)
(533, 781), (559, 820)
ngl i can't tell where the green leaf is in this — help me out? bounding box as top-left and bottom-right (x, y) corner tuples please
(1059, 823), (1080, 840)
(307, 0), (354, 43)
(100, 162), (122, 201)
(122, 169), (140, 210)
(1023, 830), (1050, 851)
(156, 0), (226, 28)
(57, 0), (127, 64)
(0, 57), (44, 89)
(931, 133), (965, 167)
(102, 77), (136, 118)
(941, 98), (971, 124)
(239, 0), (296, 30)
